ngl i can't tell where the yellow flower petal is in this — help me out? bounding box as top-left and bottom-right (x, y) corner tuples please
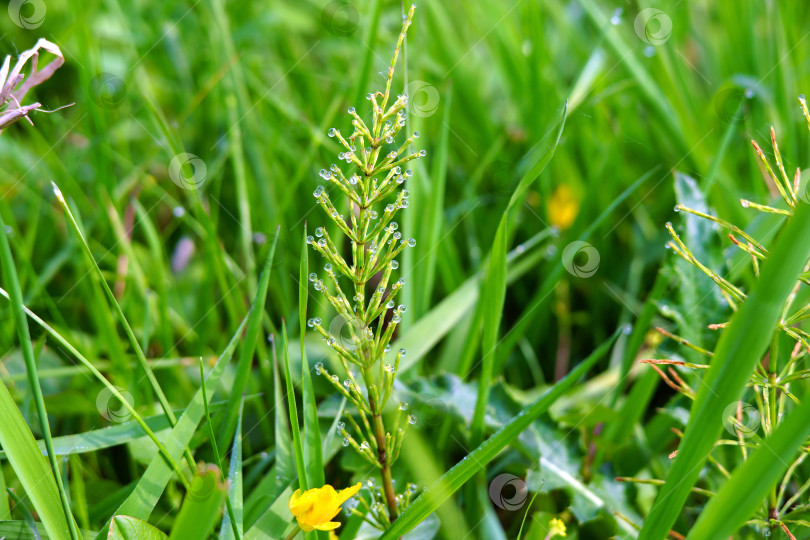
(314, 521), (341, 531)
(288, 483), (360, 534)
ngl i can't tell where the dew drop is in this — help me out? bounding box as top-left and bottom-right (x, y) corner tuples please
(399, 402), (409, 411)
(327, 128), (336, 137)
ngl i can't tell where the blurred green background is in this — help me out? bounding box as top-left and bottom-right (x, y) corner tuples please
(2, 0), (810, 538)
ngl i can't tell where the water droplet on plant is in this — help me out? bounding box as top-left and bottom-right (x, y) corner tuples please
(387, 300), (395, 309)
(331, 374), (339, 382)
(408, 238), (416, 247)
(366, 93), (373, 100)
(314, 317), (321, 325)
(610, 7), (622, 25)
(399, 347), (407, 355)
(369, 210), (378, 219)
(399, 402), (409, 410)
(386, 136), (394, 144)
(744, 88), (754, 99)
(342, 438), (350, 446)
(408, 415), (417, 424)
(385, 364), (394, 373)
(418, 149), (427, 157)
(349, 174), (359, 185)
(328, 128), (336, 137)
(388, 151), (397, 159)
(173, 206), (185, 217)
(307, 318), (315, 327)
(391, 260), (399, 269)
(405, 169), (413, 177)
(324, 263), (333, 272)
(348, 106), (356, 114)
(309, 272), (317, 282)
(314, 362), (324, 373)
(740, 199), (750, 208)
(317, 238), (327, 247)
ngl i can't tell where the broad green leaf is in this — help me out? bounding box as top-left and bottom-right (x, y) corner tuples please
(639, 202), (810, 539)
(686, 395), (810, 538)
(380, 331), (617, 538)
(108, 515), (168, 540)
(169, 466), (228, 540)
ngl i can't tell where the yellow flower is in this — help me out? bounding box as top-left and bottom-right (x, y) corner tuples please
(548, 184), (579, 230)
(288, 482), (361, 532)
(328, 532), (339, 540)
(548, 517), (567, 537)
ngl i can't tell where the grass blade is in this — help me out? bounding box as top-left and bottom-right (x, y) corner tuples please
(108, 515), (168, 539)
(220, 397), (245, 540)
(281, 319), (308, 491)
(0, 209), (78, 539)
(51, 182), (182, 458)
(168, 466), (228, 540)
(380, 330), (618, 539)
(639, 202), (810, 539)
(299, 226), (325, 489)
(0, 382), (70, 540)
(96, 314), (249, 538)
(471, 100), (567, 445)
(686, 395), (810, 538)
(217, 227), (279, 449)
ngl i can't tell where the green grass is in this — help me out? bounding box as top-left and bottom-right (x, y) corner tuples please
(2, 0), (810, 538)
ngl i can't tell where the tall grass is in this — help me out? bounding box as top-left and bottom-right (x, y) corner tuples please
(0, 0), (810, 538)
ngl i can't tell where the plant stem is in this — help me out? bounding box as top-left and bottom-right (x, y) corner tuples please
(363, 366), (398, 522)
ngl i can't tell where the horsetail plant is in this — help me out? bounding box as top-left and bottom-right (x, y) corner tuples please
(305, 4), (422, 530)
(634, 95), (810, 537)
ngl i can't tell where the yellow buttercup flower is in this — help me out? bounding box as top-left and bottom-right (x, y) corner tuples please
(548, 517), (567, 537)
(288, 482), (361, 532)
(548, 184), (579, 230)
